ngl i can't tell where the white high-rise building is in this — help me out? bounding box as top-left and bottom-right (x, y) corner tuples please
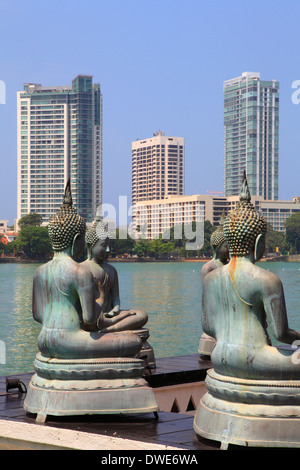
(17, 75), (102, 225)
(132, 131), (184, 205)
(224, 72), (279, 200)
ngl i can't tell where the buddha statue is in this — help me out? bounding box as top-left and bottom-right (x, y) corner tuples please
(24, 181), (158, 422)
(198, 215), (229, 357)
(194, 172), (300, 448)
(30, 181), (141, 359)
(201, 213), (229, 280)
(81, 209), (156, 368)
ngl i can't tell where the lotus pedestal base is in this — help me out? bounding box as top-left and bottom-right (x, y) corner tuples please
(24, 354), (158, 423)
(194, 368), (300, 449)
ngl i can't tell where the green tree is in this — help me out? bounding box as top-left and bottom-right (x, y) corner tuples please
(4, 240), (16, 255)
(109, 229), (135, 257)
(18, 212), (43, 228)
(163, 224), (185, 249)
(285, 212), (300, 253)
(133, 239), (152, 258)
(165, 221), (211, 258)
(149, 237), (175, 258)
(265, 223), (287, 254)
(0, 241), (6, 254)
(15, 226), (52, 259)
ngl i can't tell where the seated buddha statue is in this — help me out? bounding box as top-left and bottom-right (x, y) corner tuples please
(201, 213), (229, 280)
(198, 216), (229, 357)
(31, 181), (141, 359)
(24, 181), (158, 421)
(82, 213), (148, 333)
(201, 173), (300, 380)
(194, 172), (300, 448)
(82, 211), (155, 367)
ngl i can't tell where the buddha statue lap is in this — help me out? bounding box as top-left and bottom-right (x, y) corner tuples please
(81, 209), (156, 368)
(24, 181), (158, 422)
(198, 216), (229, 358)
(194, 172), (300, 448)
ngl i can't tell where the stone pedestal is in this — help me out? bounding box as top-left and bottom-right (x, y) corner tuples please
(194, 368), (300, 449)
(24, 353), (158, 423)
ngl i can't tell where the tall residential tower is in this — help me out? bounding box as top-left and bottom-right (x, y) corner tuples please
(224, 72), (279, 200)
(17, 75), (102, 224)
(132, 130), (184, 205)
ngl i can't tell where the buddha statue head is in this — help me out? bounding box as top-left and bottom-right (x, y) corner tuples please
(210, 212), (228, 263)
(85, 207), (111, 263)
(223, 171), (267, 261)
(48, 179), (86, 258)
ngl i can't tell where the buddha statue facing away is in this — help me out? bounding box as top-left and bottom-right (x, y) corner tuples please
(24, 181), (158, 421)
(31, 181), (141, 359)
(194, 172), (300, 448)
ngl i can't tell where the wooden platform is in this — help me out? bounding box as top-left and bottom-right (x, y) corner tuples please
(0, 354), (223, 450)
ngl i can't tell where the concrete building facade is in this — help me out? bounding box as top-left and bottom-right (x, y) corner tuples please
(132, 194), (300, 240)
(224, 72), (279, 200)
(17, 75), (102, 224)
(132, 195), (204, 240)
(132, 131), (184, 205)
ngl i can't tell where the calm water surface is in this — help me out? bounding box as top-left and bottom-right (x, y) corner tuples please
(0, 261), (300, 376)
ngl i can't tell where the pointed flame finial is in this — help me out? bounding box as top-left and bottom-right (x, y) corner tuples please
(239, 170), (251, 203)
(62, 179), (73, 206)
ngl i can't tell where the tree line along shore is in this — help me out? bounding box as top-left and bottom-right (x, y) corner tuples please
(1, 212), (300, 262)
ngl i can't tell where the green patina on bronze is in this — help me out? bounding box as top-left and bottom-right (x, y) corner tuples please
(194, 171), (300, 448)
(24, 181), (158, 422)
(198, 212), (229, 357)
(83, 207), (148, 333)
(201, 211), (229, 280)
(30, 181), (141, 359)
(82, 207), (156, 367)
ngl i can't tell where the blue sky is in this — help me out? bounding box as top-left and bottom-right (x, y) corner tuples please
(1, 0), (300, 225)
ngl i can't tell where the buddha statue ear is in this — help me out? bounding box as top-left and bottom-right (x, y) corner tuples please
(87, 244), (93, 260)
(254, 233), (265, 262)
(71, 233), (80, 259)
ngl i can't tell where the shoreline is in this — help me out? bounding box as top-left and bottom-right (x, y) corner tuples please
(1, 255), (300, 264)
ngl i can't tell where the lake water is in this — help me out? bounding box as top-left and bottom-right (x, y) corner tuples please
(0, 260), (300, 376)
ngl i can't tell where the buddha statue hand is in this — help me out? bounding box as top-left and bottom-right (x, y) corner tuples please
(104, 305), (120, 318)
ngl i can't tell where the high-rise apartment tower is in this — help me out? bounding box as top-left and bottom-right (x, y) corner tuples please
(17, 75), (102, 224)
(132, 131), (184, 205)
(224, 72), (279, 200)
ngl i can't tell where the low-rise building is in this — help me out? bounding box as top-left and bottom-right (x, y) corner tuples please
(132, 194), (300, 239)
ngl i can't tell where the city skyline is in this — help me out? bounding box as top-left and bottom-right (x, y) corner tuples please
(1, 0), (300, 225)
